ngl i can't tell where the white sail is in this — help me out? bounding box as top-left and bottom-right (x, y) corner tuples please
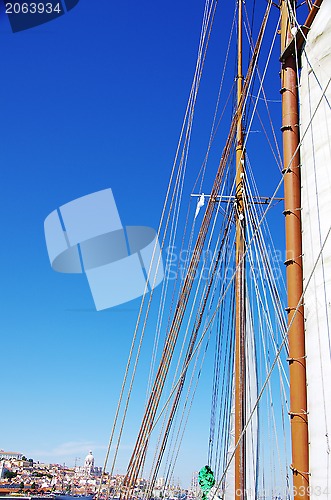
(300, 0), (331, 496)
(223, 299), (258, 499)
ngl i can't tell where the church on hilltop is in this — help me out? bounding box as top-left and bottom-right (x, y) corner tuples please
(84, 451), (94, 476)
(75, 451), (101, 478)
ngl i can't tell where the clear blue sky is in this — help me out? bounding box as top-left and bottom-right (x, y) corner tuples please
(0, 0), (287, 489)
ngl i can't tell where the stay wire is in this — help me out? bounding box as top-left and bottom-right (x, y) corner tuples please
(98, 1), (218, 495)
(121, 3), (274, 493)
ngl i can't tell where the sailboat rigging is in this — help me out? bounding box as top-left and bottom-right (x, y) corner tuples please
(120, 5), (272, 496)
(96, 1), (331, 499)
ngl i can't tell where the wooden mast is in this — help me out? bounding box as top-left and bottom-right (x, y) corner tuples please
(280, 1), (309, 497)
(234, 0), (245, 498)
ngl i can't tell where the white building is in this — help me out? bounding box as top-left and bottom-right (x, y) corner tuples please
(156, 477), (165, 488)
(84, 451), (94, 475)
(191, 471), (199, 496)
(74, 451), (100, 479)
(0, 450), (23, 461)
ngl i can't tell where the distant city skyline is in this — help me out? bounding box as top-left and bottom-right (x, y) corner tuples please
(0, 447), (195, 491)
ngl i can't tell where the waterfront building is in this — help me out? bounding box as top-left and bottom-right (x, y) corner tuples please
(156, 477), (165, 488)
(0, 462), (6, 479)
(190, 471), (199, 497)
(0, 450), (23, 461)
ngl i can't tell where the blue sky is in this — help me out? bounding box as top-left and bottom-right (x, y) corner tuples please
(0, 0), (288, 489)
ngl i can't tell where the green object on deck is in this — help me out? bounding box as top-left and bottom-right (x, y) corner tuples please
(198, 465), (215, 500)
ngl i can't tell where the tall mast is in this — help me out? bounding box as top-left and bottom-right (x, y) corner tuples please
(280, 1), (309, 497)
(234, 0), (245, 497)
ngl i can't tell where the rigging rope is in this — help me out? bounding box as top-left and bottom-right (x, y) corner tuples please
(97, 3), (330, 499)
(121, 1), (225, 494)
(98, 1), (221, 496)
(149, 72), (331, 494)
(121, 7), (273, 494)
(148, 70), (331, 495)
(147, 205), (234, 491)
(211, 222), (331, 499)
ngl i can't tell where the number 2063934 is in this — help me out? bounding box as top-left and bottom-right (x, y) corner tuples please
(5, 3), (62, 14)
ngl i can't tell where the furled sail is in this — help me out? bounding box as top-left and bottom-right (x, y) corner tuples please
(300, 0), (331, 495)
